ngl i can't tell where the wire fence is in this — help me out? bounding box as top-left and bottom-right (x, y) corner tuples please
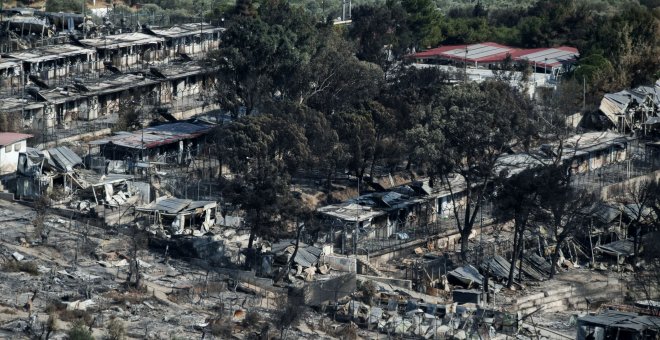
(360, 203), (494, 255)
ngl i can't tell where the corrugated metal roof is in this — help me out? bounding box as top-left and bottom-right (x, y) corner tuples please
(79, 32), (164, 49)
(481, 255), (519, 281)
(412, 42), (579, 67)
(147, 23), (224, 39)
(448, 265), (483, 286)
(596, 239), (634, 257)
(136, 197), (216, 214)
(89, 122), (214, 149)
(269, 240), (322, 267)
(147, 198), (193, 214)
(590, 203), (621, 224)
(317, 203), (386, 222)
(3, 44), (95, 63)
(578, 311), (660, 331)
(47, 146), (83, 172)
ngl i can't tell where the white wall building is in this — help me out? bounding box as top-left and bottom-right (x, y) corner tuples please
(0, 133), (32, 175)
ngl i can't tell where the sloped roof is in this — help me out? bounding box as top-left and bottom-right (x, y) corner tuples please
(136, 196), (216, 215)
(0, 133), (32, 146)
(79, 32), (164, 49)
(579, 310), (660, 332)
(46, 146), (83, 172)
(3, 44), (95, 63)
(146, 23), (224, 39)
(317, 203), (386, 222)
(412, 42), (579, 68)
(89, 122), (214, 150)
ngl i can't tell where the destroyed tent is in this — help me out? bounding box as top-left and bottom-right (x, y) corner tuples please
(16, 146), (85, 198)
(522, 252), (552, 278)
(590, 203), (621, 225)
(303, 273), (357, 306)
(447, 265), (502, 292)
(90, 122), (214, 168)
(481, 256), (521, 282)
(69, 172), (139, 207)
(18, 146), (83, 176)
(136, 196), (217, 235)
(598, 82), (660, 133)
(595, 239), (636, 261)
(271, 241), (323, 268)
(265, 240), (324, 280)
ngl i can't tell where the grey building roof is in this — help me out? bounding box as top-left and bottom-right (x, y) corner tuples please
(136, 196), (216, 215)
(46, 146), (83, 172)
(578, 310), (660, 332)
(79, 32), (164, 49)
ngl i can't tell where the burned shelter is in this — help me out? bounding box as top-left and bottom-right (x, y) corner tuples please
(144, 23), (224, 60)
(89, 121), (214, 170)
(136, 196), (218, 236)
(2, 44), (99, 83)
(77, 32), (166, 71)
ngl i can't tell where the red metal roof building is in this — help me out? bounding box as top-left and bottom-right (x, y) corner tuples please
(412, 42), (579, 72)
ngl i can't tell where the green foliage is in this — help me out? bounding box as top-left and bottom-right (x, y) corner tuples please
(350, 2), (412, 67)
(402, 0), (444, 48)
(45, 0), (86, 13)
(573, 52), (613, 84)
(67, 320), (94, 340)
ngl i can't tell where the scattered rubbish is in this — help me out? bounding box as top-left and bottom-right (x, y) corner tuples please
(12, 252), (24, 261)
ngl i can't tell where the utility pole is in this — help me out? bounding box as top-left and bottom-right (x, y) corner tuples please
(354, 176), (359, 255)
(582, 76), (586, 111)
(464, 46), (468, 83)
(199, 0), (205, 54)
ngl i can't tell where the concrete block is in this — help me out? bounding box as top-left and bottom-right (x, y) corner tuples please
(538, 291), (573, 305)
(545, 285), (573, 296)
(514, 292), (545, 305)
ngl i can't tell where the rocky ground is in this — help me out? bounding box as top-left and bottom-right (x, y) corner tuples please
(0, 199), (341, 339)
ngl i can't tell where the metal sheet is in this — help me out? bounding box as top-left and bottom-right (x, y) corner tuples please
(47, 146), (83, 172)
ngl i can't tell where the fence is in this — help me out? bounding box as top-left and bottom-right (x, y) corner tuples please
(359, 203), (494, 255)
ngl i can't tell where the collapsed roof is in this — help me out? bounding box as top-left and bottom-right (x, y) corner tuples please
(599, 81), (660, 131)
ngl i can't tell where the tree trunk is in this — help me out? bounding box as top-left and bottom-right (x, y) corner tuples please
(507, 222), (521, 288)
(247, 208), (260, 249)
(460, 233), (470, 262)
(247, 229), (255, 249)
(550, 246), (560, 279)
(459, 198), (473, 262)
(633, 222), (640, 263)
(288, 223), (303, 269)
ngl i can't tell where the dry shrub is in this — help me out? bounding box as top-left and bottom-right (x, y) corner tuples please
(242, 310), (261, 327)
(335, 323), (358, 340)
(67, 320), (94, 340)
(0, 308), (17, 315)
(2, 261), (39, 276)
(358, 280), (377, 305)
(104, 289), (150, 305)
(58, 309), (93, 326)
(330, 187), (358, 203)
(106, 317), (126, 340)
(210, 317), (233, 338)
